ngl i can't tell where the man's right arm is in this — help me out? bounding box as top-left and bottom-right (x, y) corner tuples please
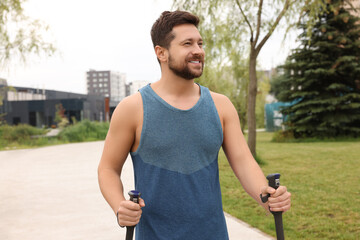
(97, 93), (144, 227)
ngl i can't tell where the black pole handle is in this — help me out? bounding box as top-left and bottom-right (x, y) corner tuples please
(266, 173), (281, 190)
(266, 173), (285, 240)
(125, 190), (141, 240)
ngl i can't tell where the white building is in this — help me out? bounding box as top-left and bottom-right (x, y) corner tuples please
(128, 80), (150, 96)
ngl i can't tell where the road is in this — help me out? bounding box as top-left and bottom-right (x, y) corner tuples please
(0, 141), (273, 240)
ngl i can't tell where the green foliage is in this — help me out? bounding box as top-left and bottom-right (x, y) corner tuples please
(272, 0), (360, 138)
(173, 0), (330, 155)
(0, 124), (46, 141)
(271, 129), (299, 142)
(0, 120), (109, 150)
(0, 0), (56, 68)
(0, 124), (47, 148)
(54, 103), (69, 128)
(58, 120), (109, 143)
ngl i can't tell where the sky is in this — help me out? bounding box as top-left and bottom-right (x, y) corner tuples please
(1, 0), (295, 94)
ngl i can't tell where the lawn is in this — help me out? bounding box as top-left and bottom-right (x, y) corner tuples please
(219, 132), (360, 239)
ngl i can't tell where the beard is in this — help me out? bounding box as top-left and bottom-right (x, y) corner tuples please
(168, 54), (204, 80)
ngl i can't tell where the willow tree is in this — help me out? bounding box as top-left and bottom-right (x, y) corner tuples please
(173, 0), (345, 156)
(0, 0), (55, 68)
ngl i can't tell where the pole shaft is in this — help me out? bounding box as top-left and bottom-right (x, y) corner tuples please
(126, 226), (135, 240)
(273, 212), (284, 240)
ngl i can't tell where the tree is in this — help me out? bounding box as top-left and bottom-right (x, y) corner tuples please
(173, 0), (332, 156)
(0, 0), (55, 68)
(54, 103), (69, 128)
(272, 0), (360, 138)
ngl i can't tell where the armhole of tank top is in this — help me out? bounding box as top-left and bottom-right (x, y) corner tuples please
(130, 90), (147, 155)
(208, 90), (224, 144)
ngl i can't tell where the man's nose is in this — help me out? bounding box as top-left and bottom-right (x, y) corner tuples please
(192, 44), (204, 56)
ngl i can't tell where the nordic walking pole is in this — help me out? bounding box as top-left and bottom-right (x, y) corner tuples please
(125, 190), (141, 240)
(260, 173), (285, 240)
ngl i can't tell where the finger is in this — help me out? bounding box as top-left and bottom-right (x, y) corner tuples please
(261, 186), (276, 196)
(118, 217), (141, 227)
(269, 191), (291, 203)
(269, 199), (291, 212)
(118, 212), (142, 222)
(271, 186), (287, 198)
(117, 208), (142, 225)
(139, 198), (146, 208)
(269, 197), (291, 209)
(117, 205), (142, 218)
(122, 200), (142, 211)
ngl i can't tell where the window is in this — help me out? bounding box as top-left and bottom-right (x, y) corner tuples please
(99, 73), (102, 76)
(92, 73), (97, 77)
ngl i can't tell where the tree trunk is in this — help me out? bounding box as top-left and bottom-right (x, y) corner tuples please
(247, 50), (258, 157)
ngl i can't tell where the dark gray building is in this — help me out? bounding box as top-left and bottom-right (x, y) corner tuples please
(0, 86), (105, 127)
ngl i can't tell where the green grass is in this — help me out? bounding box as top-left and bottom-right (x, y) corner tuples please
(220, 132), (360, 239)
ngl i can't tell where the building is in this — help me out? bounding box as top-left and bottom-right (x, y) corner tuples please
(0, 82), (105, 127)
(126, 80), (150, 96)
(86, 69), (126, 107)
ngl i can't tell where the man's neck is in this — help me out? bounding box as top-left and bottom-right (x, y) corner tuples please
(153, 67), (199, 97)
(150, 73), (201, 110)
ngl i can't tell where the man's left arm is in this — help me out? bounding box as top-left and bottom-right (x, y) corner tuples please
(212, 93), (291, 213)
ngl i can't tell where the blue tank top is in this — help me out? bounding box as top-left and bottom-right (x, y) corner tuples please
(130, 84), (229, 240)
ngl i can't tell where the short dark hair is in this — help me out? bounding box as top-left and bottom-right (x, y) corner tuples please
(151, 10), (200, 49)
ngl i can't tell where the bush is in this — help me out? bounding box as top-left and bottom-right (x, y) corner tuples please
(58, 120), (109, 142)
(0, 124), (47, 142)
(271, 130), (295, 142)
(272, 129), (359, 143)
(0, 124), (49, 149)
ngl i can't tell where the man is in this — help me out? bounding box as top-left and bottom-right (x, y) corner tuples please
(98, 10), (291, 240)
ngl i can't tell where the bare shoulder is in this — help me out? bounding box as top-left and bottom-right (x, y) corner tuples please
(110, 92), (142, 128)
(210, 91), (231, 104)
(209, 91), (236, 116)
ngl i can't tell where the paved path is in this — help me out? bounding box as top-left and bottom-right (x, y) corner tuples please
(0, 141), (273, 240)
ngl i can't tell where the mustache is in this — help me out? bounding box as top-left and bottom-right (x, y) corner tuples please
(187, 55), (204, 62)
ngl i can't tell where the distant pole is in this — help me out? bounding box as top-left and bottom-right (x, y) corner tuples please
(104, 97), (110, 122)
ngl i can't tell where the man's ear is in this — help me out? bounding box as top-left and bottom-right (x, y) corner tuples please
(155, 45), (168, 63)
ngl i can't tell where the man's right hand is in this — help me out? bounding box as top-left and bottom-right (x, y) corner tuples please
(116, 198), (145, 227)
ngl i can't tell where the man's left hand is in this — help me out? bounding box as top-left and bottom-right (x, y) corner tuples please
(261, 186), (291, 212)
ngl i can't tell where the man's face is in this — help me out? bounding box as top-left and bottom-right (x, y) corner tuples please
(166, 24), (205, 80)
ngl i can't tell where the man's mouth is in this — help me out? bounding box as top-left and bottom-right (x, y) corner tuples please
(189, 60), (201, 64)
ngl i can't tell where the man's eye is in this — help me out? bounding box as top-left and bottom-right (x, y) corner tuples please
(184, 42), (191, 45)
